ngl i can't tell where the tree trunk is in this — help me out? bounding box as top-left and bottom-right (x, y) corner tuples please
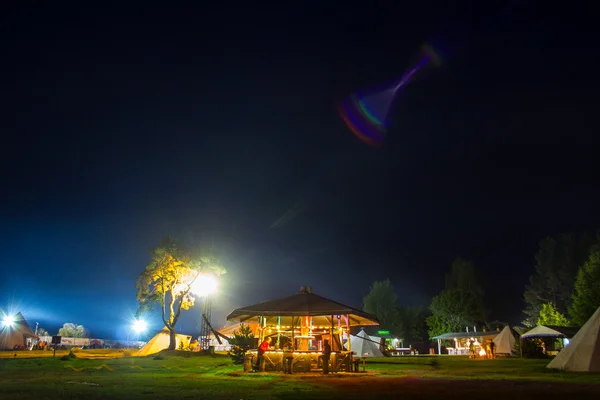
(168, 327), (176, 350)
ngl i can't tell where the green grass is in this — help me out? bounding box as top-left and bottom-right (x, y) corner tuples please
(1, 352), (599, 399)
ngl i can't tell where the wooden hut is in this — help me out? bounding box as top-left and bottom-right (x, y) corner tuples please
(226, 286), (379, 373)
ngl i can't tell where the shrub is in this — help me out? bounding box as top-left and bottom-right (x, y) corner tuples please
(228, 323), (254, 364)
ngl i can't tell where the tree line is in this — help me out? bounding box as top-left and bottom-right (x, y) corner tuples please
(362, 232), (600, 342)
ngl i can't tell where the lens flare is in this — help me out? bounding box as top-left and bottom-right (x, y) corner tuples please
(1, 314), (15, 328)
(339, 44), (441, 147)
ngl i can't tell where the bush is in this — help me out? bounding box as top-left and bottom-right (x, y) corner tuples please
(228, 323), (255, 364)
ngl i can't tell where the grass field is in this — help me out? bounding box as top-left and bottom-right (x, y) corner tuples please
(1, 351), (599, 399)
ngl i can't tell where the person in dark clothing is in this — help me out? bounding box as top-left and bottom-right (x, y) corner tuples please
(321, 339), (332, 374)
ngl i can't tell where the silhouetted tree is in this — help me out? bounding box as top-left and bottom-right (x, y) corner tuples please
(426, 258), (486, 338)
(363, 280), (400, 333)
(522, 233), (595, 326)
(569, 246), (600, 326)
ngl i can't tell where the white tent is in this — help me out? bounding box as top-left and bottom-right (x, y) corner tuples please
(345, 329), (383, 357)
(492, 325), (516, 355)
(137, 328), (192, 356)
(0, 312), (35, 350)
(547, 306), (600, 372)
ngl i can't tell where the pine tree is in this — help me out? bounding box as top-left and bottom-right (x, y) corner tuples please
(569, 248), (600, 327)
(228, 323), (255, 364)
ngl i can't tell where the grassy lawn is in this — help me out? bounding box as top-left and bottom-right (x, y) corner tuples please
(1, 352), (600, 399)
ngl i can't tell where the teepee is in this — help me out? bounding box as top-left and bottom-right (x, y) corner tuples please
(547, 305), (600, 372)
(345, 329), (383, 357)
(492, 325), (516, 355)
(0, 312), (35, 350)
(137, 328), (192, 356)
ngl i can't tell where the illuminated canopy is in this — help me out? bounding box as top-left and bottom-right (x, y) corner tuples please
(226, 287), (379, 327)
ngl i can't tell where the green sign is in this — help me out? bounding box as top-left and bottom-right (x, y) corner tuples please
(377, 330), (390, 335)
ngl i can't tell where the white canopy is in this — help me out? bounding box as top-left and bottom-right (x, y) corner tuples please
(547, 306), (600, 372)
(345, 329), (383, 357)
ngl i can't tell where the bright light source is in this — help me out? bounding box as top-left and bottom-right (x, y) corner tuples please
(191, 274), (218, 297)
(132, 319), (148, 333)
(2, 315), (15, 328)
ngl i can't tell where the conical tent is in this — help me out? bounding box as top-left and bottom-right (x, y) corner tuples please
(547, 306), (600, 372)
(344, 329), (383, 357)
(492, 325), (516, 355)
(0, 312), (35, 350)
(136, 328), (192, 356)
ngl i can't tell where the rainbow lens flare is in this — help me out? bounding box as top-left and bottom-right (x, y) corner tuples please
(339, 44), (441, 147)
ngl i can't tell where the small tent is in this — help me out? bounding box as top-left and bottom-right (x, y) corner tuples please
(137, 328), (192, 356)
(547, 306), (600, 372)
(345, 329), (383, 357)
(492, 325), (516, 355)
(0, 312), (35, 350)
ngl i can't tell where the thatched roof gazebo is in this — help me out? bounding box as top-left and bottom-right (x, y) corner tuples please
(226, 286), (379, 373)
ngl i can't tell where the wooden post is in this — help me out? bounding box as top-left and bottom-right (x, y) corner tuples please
(520, 337), (523, 358)
(346, 315), (351, 353)
(291, 316), (295, 350)
(330, 315), (334, 350)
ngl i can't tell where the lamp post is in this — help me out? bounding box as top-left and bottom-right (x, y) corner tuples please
(191, 273), (218, 351)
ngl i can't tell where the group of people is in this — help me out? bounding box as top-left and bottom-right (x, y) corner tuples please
(468, 339), (496, 359)
(253, 337), (332, 374)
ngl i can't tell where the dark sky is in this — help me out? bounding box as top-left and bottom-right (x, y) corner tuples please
(2, 1), (600, 339)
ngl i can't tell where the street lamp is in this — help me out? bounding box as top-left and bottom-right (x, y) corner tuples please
(191, 273), (218, 351)
(132, 319), (148, 334)
(1, 314), (15, 329)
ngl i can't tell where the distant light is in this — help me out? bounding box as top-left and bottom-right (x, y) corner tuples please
(563, 338), (570, 346)
(132, 319), (147, 333)
(191, 274), (218, 297)
(2, 315), (15, 328)
(377, 330), (390, 335)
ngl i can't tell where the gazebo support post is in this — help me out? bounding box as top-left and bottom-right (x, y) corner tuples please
(330, 315), (334, 350)
(437, 338), (441, 355)
(346, 314), (351, 353)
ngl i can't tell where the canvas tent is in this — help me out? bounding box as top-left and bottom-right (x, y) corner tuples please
(0, 312), (35, 350)
(345, 329), (383, 357)
(547, 305), (600, 372)
(136, 328), (192, 356)
(492, 325), (516, 355)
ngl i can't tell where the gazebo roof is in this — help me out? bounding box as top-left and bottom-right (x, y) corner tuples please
(226, 286), (379, 326)
(520, 325), (580, 339)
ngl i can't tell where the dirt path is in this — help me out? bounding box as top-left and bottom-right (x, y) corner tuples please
(307, 375), (600, 399)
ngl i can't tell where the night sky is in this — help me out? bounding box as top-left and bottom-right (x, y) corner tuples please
(2, 1), (600, 339)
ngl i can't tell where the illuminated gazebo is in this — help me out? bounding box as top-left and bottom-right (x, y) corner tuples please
(226, 286), (379, 372)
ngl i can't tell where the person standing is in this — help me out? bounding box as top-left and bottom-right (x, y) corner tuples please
(254, 337), (272, 371)
(322, 339), (332, 374)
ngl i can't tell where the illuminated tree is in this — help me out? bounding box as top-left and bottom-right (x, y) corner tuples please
(36, 327), (49, 336)
(228, 323), (255, 364)
(57, 323), (88, 338)
(135, 236), (225, 350)
(537, 302), (570, 326)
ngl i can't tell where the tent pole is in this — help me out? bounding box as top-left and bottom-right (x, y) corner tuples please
(437, 338), (441, 355)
